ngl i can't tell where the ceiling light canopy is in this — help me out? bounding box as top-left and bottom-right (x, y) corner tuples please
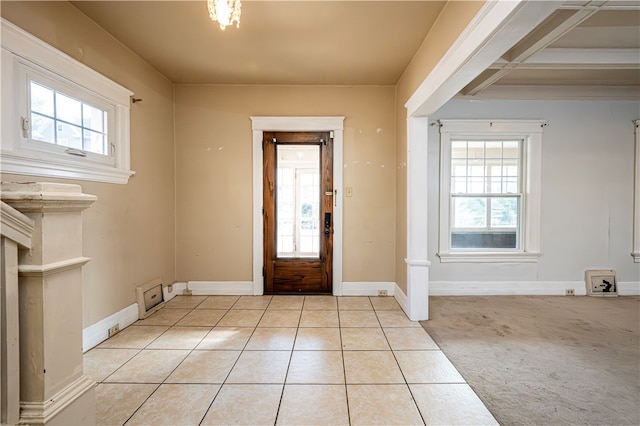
(207, 0), (241, 30)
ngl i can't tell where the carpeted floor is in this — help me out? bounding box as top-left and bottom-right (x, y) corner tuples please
(421, 296), (640, 426)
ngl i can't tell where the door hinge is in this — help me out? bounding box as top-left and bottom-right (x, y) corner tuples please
(330, 131), (334, 140)
(262, 266), (265, 277)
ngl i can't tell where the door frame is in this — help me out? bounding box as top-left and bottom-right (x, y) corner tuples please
(251, 116), (345, 296)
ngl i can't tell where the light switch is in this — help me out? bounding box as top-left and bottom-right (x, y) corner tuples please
(345, 186), (353, 197)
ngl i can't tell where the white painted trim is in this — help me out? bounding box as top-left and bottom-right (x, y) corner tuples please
(517, 48), (640, 67)
(341, 282), (396, 297)
(187, 281), (254, 295)
(19, 375), (95, 425)
(437, 252), (542, 263)
(437, 119), (544, 263)
(405, 117), (431, 321)
(405, 0), (563, 117)
(163, 282), (187, 302)
(0, 19), (134, 184)
(0, 201), (33, 248)
(619, 282), (640, 296)
(82, 303), (138, 353)
(429, 281), (640, 296)
(250, 116), (345, 132)
(393, 283), (409, 317)
(633, 120), (640, 263)
(18, 256), (91, 276)
(250, 117), (345, 296)
(454, 85), (640, 101)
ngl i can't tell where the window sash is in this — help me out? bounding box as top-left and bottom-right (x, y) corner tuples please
(21, 65), (115, 165)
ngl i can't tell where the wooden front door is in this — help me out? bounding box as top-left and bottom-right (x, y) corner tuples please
(263, 131), (333, 294)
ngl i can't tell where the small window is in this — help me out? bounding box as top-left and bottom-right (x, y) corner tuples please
(438, 120), (544, 263)
(28, 79), (111, 158)
(1, 19), (134, 184)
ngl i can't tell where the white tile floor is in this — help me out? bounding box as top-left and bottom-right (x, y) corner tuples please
(84, 295), (498, 425)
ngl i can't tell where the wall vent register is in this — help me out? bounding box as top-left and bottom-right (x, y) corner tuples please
(136, 277), (165, 319)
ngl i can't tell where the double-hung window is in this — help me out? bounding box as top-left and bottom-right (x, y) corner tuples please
(1, 19), (134, 184)
(438, 120), (544, 263)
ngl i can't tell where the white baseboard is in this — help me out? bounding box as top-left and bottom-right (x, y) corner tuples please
(187, 281), (254, 295)
(82, 303), (138, 353)
(164, 282), (187, 301)
(430, 281), (640, 296)
(618, 281), (640, 296)
(341, 282), (396, 296)
(393, 283), (409, 313)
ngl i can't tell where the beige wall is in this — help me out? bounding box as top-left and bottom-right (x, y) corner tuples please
(394, 1), (484, 294)
(1, 2), (176, 326)
(174, 85), (396, 284)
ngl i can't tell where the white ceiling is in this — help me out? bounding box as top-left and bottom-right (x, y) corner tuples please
(71, 0), (640, 99)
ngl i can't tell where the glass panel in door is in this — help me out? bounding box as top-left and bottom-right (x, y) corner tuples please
(276, 144), (320, 258)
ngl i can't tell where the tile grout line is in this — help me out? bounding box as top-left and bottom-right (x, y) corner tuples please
(197, 296), (263, 425)
(120, 297), (210, 425)
(374, 297), (427, 426)
(272, 295), (306, 425)
(338, 299), (352, 426)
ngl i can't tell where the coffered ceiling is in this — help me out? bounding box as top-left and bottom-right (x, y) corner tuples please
(71, 0), (640, 99)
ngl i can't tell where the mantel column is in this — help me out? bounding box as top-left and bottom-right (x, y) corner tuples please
(1, 182), (97, 425)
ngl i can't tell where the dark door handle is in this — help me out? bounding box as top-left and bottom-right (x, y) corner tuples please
(324, 212), (331, 235)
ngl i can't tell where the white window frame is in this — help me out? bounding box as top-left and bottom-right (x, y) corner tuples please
(633, 120), (640, 263)
(438, 119), (544, 263)
(1, 19), (134, 184)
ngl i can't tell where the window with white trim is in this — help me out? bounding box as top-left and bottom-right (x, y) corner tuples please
(438, 120), (544, 263)
(1, 19), (134, 184)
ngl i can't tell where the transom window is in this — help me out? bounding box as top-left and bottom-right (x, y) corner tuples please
(450, 139), (522, 249)
(1, 19), (134, 184)
(438, 120), (544, 263)
(29, 80), (110, 156)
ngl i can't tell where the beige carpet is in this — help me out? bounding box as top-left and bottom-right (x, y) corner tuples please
(421, 296), (640, 426)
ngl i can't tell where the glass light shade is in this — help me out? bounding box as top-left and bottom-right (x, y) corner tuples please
(208, 0), (241, 30)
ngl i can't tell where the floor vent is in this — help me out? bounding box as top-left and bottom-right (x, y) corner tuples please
(136, 277), (165, 319)
(585, 269), (618, 297)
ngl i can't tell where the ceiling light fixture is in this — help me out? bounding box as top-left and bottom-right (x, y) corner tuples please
(207, 0), (241, 30)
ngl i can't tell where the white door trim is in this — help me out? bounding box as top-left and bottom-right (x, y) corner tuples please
(251, 116), (345, 295)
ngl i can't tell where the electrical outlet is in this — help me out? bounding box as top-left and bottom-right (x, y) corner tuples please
(565, 289), (575, 296)
(167, 284), (173, 292)
(378, 290), (388, 296)
(108, 324), (120, 338)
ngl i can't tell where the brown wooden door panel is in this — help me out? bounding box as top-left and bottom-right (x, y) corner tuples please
(273, 260), (323, 293)
(263, 131), (333, 295)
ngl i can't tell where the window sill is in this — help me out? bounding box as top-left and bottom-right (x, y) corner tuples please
(1, 151), (135, 184)
(437, 251), (542, 263)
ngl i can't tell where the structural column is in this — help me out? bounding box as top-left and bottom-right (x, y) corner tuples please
(1, 182), (96, 425)
(405, 116), (430, 321)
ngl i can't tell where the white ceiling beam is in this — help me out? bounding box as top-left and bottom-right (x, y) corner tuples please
(559, 1), (640, 11)
(406, 0), (565, 117)
(485, 48), (640, 69)
(455, 84), (640, 100)
(463, 1), (607, 96)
